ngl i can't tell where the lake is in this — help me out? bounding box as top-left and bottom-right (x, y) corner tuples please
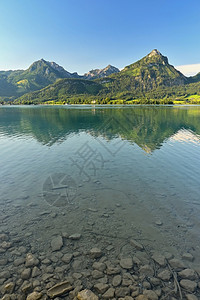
(0, 105), (200, 298)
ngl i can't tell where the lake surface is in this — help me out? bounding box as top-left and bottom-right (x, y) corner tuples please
(0, 105), (200, 298)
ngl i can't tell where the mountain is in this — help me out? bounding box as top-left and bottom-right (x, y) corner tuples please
(84, 65), (119, 80)
(3, 50), (200, 104)
(189, 72), (200, 83)
(15, 78), (103, 104)
(98, 49), (188, 96)
(0, 59), (79, 98)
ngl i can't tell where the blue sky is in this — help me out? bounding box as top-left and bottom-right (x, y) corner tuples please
(0, 0), (200, 75)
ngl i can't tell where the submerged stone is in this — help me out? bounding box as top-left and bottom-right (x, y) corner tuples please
(130, 239), (144, 250)
(92, 261), (106, 272)
(69, 233), (82, 240)
(180, 279), (197, 292)
(112, 274), (122, 287)
(168, 258), (185, 270)
(157, 269), (171, 281)
(139, 264), (154, 276)
(62, 253), (73, 263)
(94, 283), (109, 294)
(102, 287), (115, 299)
(26, 291), (43, 300)
(143, 289), (158, 300)
(51, 235), (63, 251)
(182, 253), (194, 262)
(89, 248), (102, 259)
(151, 253), (166, 267)
(25, 253), (39, 267)
(120, 258), (133, 269)
(47, 281), (73, 297)
(77, 289), (98, 300)
(178, 268), (197, 280)
(186, 294), (198, 300)
(3, 282), (15, 294)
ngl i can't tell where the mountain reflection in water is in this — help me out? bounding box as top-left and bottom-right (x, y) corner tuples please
(0, 105), (200, 150)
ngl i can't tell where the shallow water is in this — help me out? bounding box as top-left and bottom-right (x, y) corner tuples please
(0, 105), (200, 298)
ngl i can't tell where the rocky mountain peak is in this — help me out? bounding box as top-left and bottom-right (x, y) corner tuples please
(84, 65), (119, 80)
(148, 49), (162, 57)
(47, 61), (66, 73)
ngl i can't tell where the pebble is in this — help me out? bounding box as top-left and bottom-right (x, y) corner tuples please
(154, 289), (162, 297)
(69, 233), (82, 240)
(155, 220), (163, 226)
(3, 282), (15, 294)
(47, 280), (73, 297)
(0, 270), (10, 279)
(72, 259), (83, 271)
(115, 286), (130, 297)
(32, 266), (40, 277)
(14, 257), (25, 266)
(42, 273), (53, 281)
(151, 253), (166, 267)
(102, 287), (115, 299)
(131, 287), (140, 297)
(112, 275), (122, 287)
(77, 289), (98, 300)
(182, 253), (194, 262)
(143, 289), (158, 300)
(180, 279), (197, 292)
(178, 268), (197, 280)
(120, 258), (133, 269)
(92, 262), (106, 272)
(106, 245), (114, 251)
(69, 285), (83, 298)
(62, 253), (73, 263)
(1, 241), (12, 249)
(139, 264), (154, 276)
(25, 253), (39, 267)
(42, 258), (51, 265)
(142, 281), (151, 289)
(106, 266), (121, 275)
(33, 280), (40, 288)
(130, 239), (144, 250)
(168, 258), (185, 270)
(0, 233), (8, 241)
(51, 235), (63, 251)
(132, 256), (141, 266)
(157, 269), (171, 281)
(89, 248), (102, 259)
(0, 258), (8, 265)
(21, 268), (31, 280)
(97, 276), (108, 284)
(26, 291), (43, 300)
(136, 296), (148, 300)
(149, 278), (160, 286)
(92, 270), (104, 279)
(21, 282), (32, 294)
(94, 283), (109, 294)
(122, 278), (132, 286)
(185, 294), (198, 300)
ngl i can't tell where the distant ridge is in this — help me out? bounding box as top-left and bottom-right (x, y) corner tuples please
(83, 65), (119, 80)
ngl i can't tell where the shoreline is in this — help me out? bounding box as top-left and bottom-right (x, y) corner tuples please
(1, 103), (200, 107)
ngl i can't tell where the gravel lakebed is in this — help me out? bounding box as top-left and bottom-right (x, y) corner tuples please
(0, 189), (200, 300)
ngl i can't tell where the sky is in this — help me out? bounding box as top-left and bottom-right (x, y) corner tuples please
(0, 0), (200, 76)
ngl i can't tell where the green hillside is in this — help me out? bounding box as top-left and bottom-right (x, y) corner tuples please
(98, 49), (188, 95)
(14, 78), (103, 104)
(0, 59), (79, 98)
